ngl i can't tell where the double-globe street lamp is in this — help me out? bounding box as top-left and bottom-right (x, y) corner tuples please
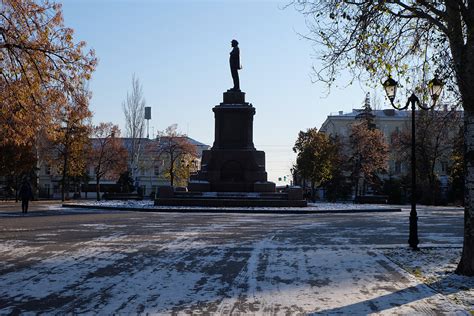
(382, 76), (444, 250)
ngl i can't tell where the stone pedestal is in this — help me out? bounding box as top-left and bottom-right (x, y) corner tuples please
(188, 90), (275, 192)
(212, 105), (255, 150)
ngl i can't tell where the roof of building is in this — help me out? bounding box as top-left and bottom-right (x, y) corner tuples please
(320, 108), (463, 133)
(90, 136), (210, 154)
(93, 136), (209, 147)
(329, 108), (410, 118)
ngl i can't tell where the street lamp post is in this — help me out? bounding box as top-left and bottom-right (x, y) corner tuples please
(383, 76), (444, 250)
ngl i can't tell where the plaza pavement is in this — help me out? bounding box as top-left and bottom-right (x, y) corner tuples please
(0, 201), (472, 315)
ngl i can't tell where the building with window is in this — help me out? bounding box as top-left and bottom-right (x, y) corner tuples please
(318, 107), (462, 200)
(320, 108), (409, 177)
(37, 136), (210, 198)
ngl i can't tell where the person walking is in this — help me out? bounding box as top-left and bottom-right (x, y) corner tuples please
(18, 178), (33, 214)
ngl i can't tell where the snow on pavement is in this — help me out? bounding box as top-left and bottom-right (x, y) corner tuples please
(64, 199), (402, 212)
(0, 207), (470, 314)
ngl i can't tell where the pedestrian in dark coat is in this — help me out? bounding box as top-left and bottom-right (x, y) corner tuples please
(18, 179), (33, 214)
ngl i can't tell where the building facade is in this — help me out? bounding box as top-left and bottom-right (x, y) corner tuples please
(321, 108), (409, 177)
(319, 107), (462, 200)
(36, 136), (210, 199)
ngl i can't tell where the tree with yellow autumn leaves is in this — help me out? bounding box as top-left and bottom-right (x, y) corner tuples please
(1, 0), (97, 190)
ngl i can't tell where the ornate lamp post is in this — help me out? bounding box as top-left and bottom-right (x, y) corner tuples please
(383, 76), (444, 250)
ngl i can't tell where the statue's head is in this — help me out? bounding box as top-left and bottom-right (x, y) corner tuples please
(231, 39), (239, 47)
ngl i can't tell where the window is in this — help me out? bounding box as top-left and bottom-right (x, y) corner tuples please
(441, 161), (448, 173)
(154, 164), (160, 176)
(45, 164), (51, 175)
(395, 161), (401, 174)
(390, 127), (400, 145)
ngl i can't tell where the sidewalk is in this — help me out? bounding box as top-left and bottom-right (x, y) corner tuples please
(0, 200), (63, 213)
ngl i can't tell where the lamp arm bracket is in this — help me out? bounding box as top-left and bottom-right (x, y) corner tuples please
(390, 99), (409, 110)
(418, 100), (436, 110)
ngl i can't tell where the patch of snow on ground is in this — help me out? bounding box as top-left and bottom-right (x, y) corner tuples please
(65, 200), (408, 212)
(80, 224), (127, 229)
(385, 247), (474, 312)
(0, 234), (136, 304)
(0, 241), (40, 257)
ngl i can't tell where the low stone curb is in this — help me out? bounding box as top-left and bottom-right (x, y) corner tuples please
(62, 203), (402, 214)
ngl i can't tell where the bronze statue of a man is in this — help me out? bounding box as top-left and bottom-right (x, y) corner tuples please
(229, 39), (241, 91)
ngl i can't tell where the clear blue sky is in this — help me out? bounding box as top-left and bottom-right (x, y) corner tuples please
(61, 0), (379, 183)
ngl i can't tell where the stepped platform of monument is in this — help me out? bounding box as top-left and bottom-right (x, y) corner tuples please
(154, 189), (307, 207)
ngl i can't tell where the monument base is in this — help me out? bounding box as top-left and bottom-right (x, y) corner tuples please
(188, 148), (275, 192)
(187, 181), (276, 193)
(223, 90), (247, 104)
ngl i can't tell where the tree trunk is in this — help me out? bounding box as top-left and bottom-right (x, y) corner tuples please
(456, 109), (474, 275)
(169, 155), (174, 187)
(14, 177), (19, 202)
(170, 166), (174, 187)
(311, 181), (315, 202)
(354, 176), (359, 199)
(66, 177), (70, 200)
(61, 154), (68, 202)
(96, 177), (101, 201)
